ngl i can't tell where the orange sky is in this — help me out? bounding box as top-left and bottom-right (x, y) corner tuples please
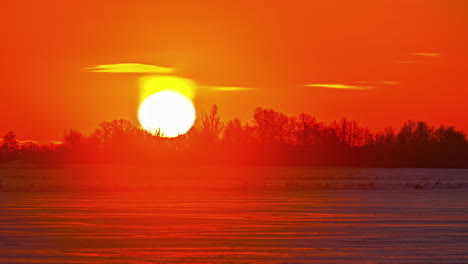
(1, 0), (467, 141)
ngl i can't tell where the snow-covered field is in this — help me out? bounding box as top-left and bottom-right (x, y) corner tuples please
(1, 167), (467, 263)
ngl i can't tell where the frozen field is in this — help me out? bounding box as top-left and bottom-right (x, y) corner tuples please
(0, 167), (467, 263)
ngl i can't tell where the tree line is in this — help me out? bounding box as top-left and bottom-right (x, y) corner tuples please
(1, 105), (467, 167)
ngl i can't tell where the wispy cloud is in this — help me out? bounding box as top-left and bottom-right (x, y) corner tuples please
(17, 140), (62, 145)
(411, 52), (441, 58)
(304, 84), (373, 90)
(86, 63), (174, 73)
(382, 80), (399, 85)
(204, 86), (257, 92)
(18, 140), (38, 144)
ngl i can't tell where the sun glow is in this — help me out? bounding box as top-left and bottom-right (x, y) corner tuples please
(138, 91), (196, 138)
(139, 76), (195, 102)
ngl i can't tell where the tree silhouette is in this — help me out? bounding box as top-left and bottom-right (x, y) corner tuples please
(294, 113), (319, 146)
(1, 107), (467, 167)
(223, 118), (245, 144)
(21, 141), (39, 152)
(200, 104), (224, 141)
(92, 119), (136, 147)
(435, 126), (466, 146)
(63, 129), (83, 149)
(397, 120), (434, 145)
(253, 107), (293, 144)
(2, 131), (18, 153)
(375, 127), (396, 145)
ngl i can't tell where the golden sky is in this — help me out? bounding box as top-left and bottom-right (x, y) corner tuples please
(1, 0), (467, 141)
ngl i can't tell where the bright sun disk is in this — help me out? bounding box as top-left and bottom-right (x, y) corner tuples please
(138, 91), (196, 137)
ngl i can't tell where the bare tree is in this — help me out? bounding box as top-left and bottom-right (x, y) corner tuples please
(92, 119), (136, 147)
(2, 131), (18, 153)
(201, 105), (224, 141)
(332, 118), (364, 146)
(397, 120), (434, 145)
(223, 118), (244, 144)
(435, 125), (467, 146)
(295, 113), (318, 146)
(253, 107), (293, 144)
(62, 129), (83, 148)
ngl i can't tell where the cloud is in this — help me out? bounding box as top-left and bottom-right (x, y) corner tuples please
(411, 52), (441, 58)
(86, 63), (174, 73)
(18, 140), (38, 144)
(206, 86), (257, 91)
(304, 84), (373, 90)
(17, 140), (62, 145)
(392, 53), (441, 64)
(382, 80), (399, 85)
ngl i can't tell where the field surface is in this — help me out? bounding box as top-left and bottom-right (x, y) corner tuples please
(1, 167), (467, 263)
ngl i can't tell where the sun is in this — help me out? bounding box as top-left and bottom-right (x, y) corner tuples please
(138, 91), (196, 138)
